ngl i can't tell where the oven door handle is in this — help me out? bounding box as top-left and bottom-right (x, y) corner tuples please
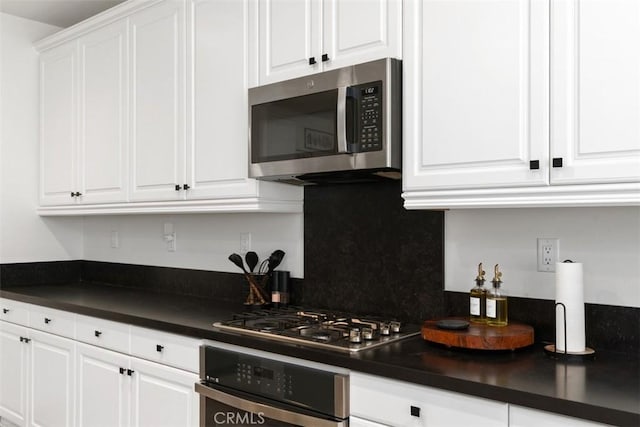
(195, 382), (347, 427)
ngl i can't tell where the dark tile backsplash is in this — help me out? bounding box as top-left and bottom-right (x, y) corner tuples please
(0, 260), (81, 287)
(297, 180), (446, 323)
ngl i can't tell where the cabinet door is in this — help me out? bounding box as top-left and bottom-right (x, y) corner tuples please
(129, 0), (186, 201)
(322, 0), (401, 71)
(550, 0), (640, 185)
(187, 0), (258, 199)
(0, 322), (28, 426)
(78, 20), (129, 204)
(40, 41), (78, 206)
(129, 357), (198, 427)
(76, 343), (130, 427)
(257, 0), (322, 85)
(29, 330), (75, 427)
(403, 0), (549, 191)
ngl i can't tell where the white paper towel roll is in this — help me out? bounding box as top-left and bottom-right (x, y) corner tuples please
(555, 261), (586, 352)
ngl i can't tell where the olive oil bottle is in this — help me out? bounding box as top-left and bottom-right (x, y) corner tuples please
(487, 264), (508, 327)
(469, 263), (487, 323)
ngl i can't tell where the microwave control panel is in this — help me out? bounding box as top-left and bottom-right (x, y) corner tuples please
(355, 81), (383, 152)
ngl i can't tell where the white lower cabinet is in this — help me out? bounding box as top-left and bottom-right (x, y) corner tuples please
(0, 323), (75, 427)
(76, 343), (198, 427)
(0, 322), (29, 426)
(130, 357), (198, 427)
(350, 372), (508, 427)
(509, 405), (607, 427)
(1, 302), (200, 427)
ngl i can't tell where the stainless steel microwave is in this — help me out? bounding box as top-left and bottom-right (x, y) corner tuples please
(249, 58), (401, 185)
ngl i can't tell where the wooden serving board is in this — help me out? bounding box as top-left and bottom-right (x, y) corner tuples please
(421, 318), (534, 350)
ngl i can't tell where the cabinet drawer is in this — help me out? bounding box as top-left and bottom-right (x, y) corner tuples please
(0, 298), (30, 326)
(351, 373), (508, 427)
(76, 314), (130, 354)
(130, 325), (200, 373)
(29, 305), (75, 338)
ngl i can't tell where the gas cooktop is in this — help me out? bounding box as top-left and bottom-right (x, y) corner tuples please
(213, 307), (420, 353)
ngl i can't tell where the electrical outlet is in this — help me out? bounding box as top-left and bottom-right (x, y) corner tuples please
(240, 233), (251, 254)
(163, 223), (176, 252)
(537, 238), (559, 272)
(110, 231), (119, 249)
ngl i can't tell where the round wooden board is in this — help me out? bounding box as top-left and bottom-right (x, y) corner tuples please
(421, 317), (534, 350)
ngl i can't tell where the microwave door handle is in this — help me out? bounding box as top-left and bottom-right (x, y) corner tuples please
(336, 86), (349, 153)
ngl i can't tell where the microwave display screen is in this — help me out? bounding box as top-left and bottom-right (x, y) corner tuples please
(251, 89), (339, 163)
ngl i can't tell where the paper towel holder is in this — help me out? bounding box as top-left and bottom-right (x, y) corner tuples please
(544, 302), (596, 361)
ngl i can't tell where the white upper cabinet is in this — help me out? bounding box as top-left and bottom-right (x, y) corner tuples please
(129, 0), (186, 202)
(257, 0), (321, 84)
(403, 0), (549, 191)
(550, 0), (640, 185)
(322, 0), (402, 71)
(40, 41), (77, 206)
(36, 0), (302, 215)
(78, 19), (129, 204)
(254, 0), (402, 86)
(403, 0), (640, 209)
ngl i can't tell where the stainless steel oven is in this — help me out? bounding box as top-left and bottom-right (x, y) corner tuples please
(249, 58), (401, 185)
(195, 342), (349, 427)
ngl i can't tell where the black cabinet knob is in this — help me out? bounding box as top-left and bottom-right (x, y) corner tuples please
(156, 344), (164, 352)
(175, 184), (182, 191)
(309, 57), (316, 65)
(552, 157), (563, 168)
(2, 308), (9, 314)
(127, 369), (134, 376)
(23, 338), (31, 344)
(529, 160), (540, 170)
(183, 184), (190, 190)
(410, 405), (421, 417)
(119, 367), (126, 375)
(73, 192), (82, 197)
(321, 53), (329, 62)
(94, 330), (102, 338)
(71, 192), (75, 198)
(44, 318), (51, 324)
(19, 337), (24, 342)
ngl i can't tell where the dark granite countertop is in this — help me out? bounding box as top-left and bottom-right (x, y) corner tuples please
(1, 283), (638, 426)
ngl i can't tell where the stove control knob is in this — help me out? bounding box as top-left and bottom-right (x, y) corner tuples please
(362, 327), (374, 340)
(349, 327), (362, 343)
(390, 321), (401, 334)
(379, 322), (391, 336)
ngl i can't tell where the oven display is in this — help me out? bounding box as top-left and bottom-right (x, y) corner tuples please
(253, 366), (274, 380)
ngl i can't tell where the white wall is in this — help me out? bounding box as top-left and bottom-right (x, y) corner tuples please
(82, 213), (304, 277)
(0, 13), (83, 263)
(445, 207), (640, 307)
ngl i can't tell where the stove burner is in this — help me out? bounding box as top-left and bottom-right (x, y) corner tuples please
(213, 307), (419, 353)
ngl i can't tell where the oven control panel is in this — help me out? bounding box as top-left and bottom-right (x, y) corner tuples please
(203, 346), (345, 417)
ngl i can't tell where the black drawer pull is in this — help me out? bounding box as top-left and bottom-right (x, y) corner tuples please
(44, 318), (51, 324)
(175, 184), (182, 191)
(410, 405), (421, 417)
(2, 308), (9, 314)
(321, 53), (329, 62)
(94, 330), (102, 338)
(22, 337), (31, 344)
(183, 184), (190, 190)
(74, 192), (82, 197)
(119, 367), (126, 375)
(552, 157), (563, 168)
(127, 369), (134, 376)
(529, 160), (540, 170)
(308, 57), (316, 65)
(156, 345), (164, 352)
(19, 337), (24, 342)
